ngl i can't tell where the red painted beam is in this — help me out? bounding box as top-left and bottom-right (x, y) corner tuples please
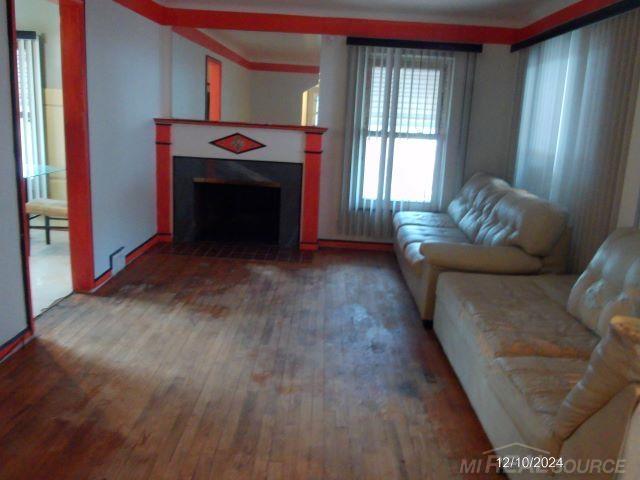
(516, 0), (623, 42)
(113, 0), (631, 47)
(113, 0), (167, 24)
(170, 9), (517, 44)
(250, 62), (319, 74)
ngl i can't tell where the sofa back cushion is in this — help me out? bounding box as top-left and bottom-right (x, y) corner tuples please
(448, 173), (568, 256)
(474, 190), (568, 257)
(568, 228), (640, 337)
(448, 173), (510, 241)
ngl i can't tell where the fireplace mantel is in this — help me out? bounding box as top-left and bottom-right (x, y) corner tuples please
(154, 118), (327, 250)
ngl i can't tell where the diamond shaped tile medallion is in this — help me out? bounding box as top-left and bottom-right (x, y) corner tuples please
(210, 133), (266, 155)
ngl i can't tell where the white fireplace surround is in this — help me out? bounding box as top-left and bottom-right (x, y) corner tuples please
(171, 123), (306, 164)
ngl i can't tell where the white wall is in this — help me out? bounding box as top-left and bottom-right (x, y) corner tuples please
(171, 33), (252, 122)
(86, 0), (164, 276)
(317, 36), (349, 240)
(316, 36), (520, 240)
(15, 0), (62, 89)
(465, 44), (519, 181)
(250, 71), (318, 124)
(171, 34), (317, 125)
(0, 0), (29, 346)
(618, 89), (640, 227)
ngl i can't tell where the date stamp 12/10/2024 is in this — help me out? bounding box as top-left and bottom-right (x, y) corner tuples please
(458, 443), (627, 476)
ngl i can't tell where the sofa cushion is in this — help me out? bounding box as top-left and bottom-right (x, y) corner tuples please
(555, 315), (640, 440)
(447, 173), (510, 241)
(488, 356), (587, 453)
(392, 211), (457, 233)
(568, 228), (640, 337)
(395, 224), (469, 253)
(474, 190), (568, 257)
(436, 273), (598, 360)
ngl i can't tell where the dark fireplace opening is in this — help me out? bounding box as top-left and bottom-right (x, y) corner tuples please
(193, 180), (281, 244)
(173, 157), (302, 247)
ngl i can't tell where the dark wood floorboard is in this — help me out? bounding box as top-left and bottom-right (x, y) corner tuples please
(0, 249), (500, 479)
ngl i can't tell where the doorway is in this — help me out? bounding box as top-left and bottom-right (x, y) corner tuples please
(15, 1), (72, 316)
(205, 56), (221, 121)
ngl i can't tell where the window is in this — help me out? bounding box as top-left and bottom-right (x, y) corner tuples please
(342, 47), (453, 214)
(16, 31), (47, 200)
(339, 44), (471, 239)
(363, 63), (444, 203)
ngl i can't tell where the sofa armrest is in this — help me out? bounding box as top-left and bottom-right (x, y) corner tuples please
(418, 243), (542, 273)
(559, 384), (640, 476)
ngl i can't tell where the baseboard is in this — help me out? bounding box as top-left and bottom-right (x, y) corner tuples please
(300, 242), (319, 251)
(0, 329), (34, 364)
(318, 239), (393, 252)
(91, 234), (163, 292)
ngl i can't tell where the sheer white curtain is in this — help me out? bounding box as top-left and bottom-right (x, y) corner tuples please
(339, 45), (475, 240)
(514, 9), (640, 271)
(17, 34), (48, 200)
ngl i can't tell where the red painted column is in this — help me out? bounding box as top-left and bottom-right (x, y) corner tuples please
(60, 0), (95, 292)
(300, 132), (323, 251)
(156, 123), (173, 240)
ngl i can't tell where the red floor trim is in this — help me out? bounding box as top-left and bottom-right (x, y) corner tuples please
(0, 330), (34, 364)
(318, 240), (394, 252)
(91, 234), (164, 291)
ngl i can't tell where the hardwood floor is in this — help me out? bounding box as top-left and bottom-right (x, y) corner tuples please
(0, 248), (500, 479)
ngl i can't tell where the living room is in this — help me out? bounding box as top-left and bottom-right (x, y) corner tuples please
(0, 0), (639, 478)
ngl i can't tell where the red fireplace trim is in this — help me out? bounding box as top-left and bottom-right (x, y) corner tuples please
(300, 133), (323, 250)
(154, 122), (324, 249)
(156, 123), (173, 238)
(155, 118), (327, 135)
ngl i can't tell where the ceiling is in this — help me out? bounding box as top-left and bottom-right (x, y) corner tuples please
(161, 0), (578, 27)
(205, 30), (321, 65)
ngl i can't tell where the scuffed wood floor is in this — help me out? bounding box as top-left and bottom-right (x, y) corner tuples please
(0, 249), (500, 479)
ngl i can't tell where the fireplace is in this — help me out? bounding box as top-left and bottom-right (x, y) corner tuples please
(193, 180), (280, 243)
(173, 157), (302, 247)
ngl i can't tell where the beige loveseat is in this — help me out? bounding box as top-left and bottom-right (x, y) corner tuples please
(393, 173), (570, 321)
(434, 228), (640, 479)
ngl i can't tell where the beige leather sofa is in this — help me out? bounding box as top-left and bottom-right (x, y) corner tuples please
(434, 228), (640, 479)
(393, 173), (570, 320)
